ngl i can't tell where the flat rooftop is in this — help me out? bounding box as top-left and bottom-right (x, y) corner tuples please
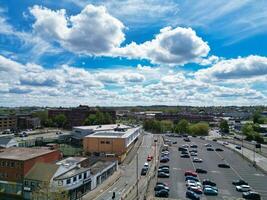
(0, 147), (57, 161)
(73, 124), (130, 131)
(85, 127), (140, 139)
(90, 160), (116, 175)
(56, 157), (88, 166)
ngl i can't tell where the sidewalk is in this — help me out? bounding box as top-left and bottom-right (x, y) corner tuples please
(82, 169), (122, 200)
(217, 140), (267, 174)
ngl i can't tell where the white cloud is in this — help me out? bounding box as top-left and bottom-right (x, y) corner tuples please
(195, 55), (267, 82)
(114, 26), (210, 65)
(30, 4), (125, 55)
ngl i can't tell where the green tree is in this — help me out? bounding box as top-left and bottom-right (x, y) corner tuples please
(32, 110), (48, 127)
(189, 122), (209, 136)
(84, 112), (114, 125)
(175, 119), (189, 134)
(53, 114), (67, 128)
(219, 120), (229, 133)
(253, 112), (265, 124)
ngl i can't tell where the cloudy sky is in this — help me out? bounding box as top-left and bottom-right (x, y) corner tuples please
(0, 0), (266, 107)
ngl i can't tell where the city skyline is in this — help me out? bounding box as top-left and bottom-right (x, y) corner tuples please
(0, 0), (267, 107)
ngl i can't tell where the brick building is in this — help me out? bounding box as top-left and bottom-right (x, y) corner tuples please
(0, 115), (17, 131)
(0, 147), (62, 199)
(48, 105), (116, 128)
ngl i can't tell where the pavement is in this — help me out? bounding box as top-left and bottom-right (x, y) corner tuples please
(154, 135), (267, 200)
(85, 131), (154, 200)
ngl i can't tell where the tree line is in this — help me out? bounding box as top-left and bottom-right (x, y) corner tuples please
(143, 119), (209, 136)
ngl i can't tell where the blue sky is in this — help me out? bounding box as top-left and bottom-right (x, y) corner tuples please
(0, 0), (266, 107)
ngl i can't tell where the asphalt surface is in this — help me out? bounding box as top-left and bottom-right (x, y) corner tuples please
(156, 136), (267, 200)
(225, 138), (267, 158)
(94, 132), (154, 200)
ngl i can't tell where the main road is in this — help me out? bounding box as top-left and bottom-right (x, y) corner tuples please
(94, 131), (154, 200)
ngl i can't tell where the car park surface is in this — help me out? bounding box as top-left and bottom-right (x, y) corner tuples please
(156, 135), (267, 199)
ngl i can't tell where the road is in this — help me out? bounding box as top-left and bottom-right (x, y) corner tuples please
(94, 132), (154, 200)
(156, 136), (267, 199)
(224, 137), (267, 158)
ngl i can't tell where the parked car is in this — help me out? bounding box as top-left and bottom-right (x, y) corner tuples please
(184, 138), (191, 142)
(159, 165), (169, 169)
(195, 168), (207, 174)
(232, 179), (248, 186)
(144, 162), (149, 169)
(154, 184), (170, 191)
(160, 157), (169, 163)
(203, 185), (218, 191)
(158, 168), (169, 173)
(157, 172), (170, 178)
(155, 189), (169, 197)
(181, 154), (190, 158)
(172, 141), (177, 144)
(189, 149), (198, 153)
(178, 147), (187, 151)
(190, 144), (198, 148)
(186, 180), (202, 188)
(235, 145), (242, 150)
(236, 185), (251, 192)
(186, 190), (200, 200)
(207, 147), (214, 151)
(205, 143), (212, 147)
(190, 152), (198, 156)
(200, 136), (205, 140)
(185, 176), (199, 182)
(218, 163), (230, 168)
(242, 191), (261, 200)
(184, 171), (197, 177)
(188, 186), (203, 194)
(181, 151), (189, 155)
(182, 144), (189, 148)
(202, 179), (216, 186)
(204, 187), (218, 195)
(156, 182), (168, 187)
(223, 142), (229, 145)
(193, 158), (203, 163)
(215, 148), (224, 152)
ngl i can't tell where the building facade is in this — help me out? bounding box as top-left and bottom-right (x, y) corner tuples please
(83, 126), (141, 161)
(48, 105), (116, 128)
(0, 147), (62, 199)
(0, 115), (17, 132)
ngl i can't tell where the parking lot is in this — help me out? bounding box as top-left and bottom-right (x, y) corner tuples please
(156, 135), (267, 199)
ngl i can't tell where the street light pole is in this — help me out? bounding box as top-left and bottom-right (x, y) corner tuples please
(136, 152), (139, 199)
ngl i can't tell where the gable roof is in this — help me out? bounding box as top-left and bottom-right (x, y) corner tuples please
(25, 163), (59, 182)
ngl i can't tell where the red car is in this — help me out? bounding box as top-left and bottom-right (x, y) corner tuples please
(184, 170), (197, 177)
(147, 155), (153, 161)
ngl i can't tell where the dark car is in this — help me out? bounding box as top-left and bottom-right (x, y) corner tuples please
(218, 163), (230, 168)
(235, 145), (242, 150)
(173, 141), (177, 144)
(190, 144), (198, 148)
(186, 190), (200, 200)
(155, 189), (169, 197)
(184, 138), (191, 142)
(242, 191), (261, 200)
(158, 168), (169, 173)
(195, 168), (207, 174)
(156, 182), (168, 187)
(189, 149), (198, 153)
(159, 165), (169, 169)
(232, 179), (248, 186)
(141, 168), (148, 176)
(203, 179), (216, 187)
(212, 139), (218, 142)
(154, 184), (170, 191)
(207, 147), (214, 151)
(215, 148), (224, 152)
(181, 154), (190, 158)
(181, 151), (189, 154)
(160, 157), (169, 163)
(157, 172), (170, 178)
(178, 147), (188, 151)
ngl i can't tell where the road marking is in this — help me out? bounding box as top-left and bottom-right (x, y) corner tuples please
(210, 170), (221, 173)
(254, 173), (265, 176)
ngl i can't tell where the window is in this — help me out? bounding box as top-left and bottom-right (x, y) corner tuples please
(106, 141), (110, 144)
(73, 176), (77, 182)
(1, 161), (5, 167)
(31, 182), (35, 187)
(79, 174), (82, 179)
(24, 181), (29, 186)
(6, 161), (10, 167)
(10, 162), (15, 168)
(100, 141), (105, 144)
(66, 179), (71, 184)
(84, 172), (87, 179)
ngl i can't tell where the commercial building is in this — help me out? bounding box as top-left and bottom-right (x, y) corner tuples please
(0, 147), (62, 199)
(17, 115), (41, 130)
(83, 126), (141, 161)
(48, 105), (116, 128)
(155, 113), (214, 123)
(0, 115), (17, 132)
(23, 157), (117, 200)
